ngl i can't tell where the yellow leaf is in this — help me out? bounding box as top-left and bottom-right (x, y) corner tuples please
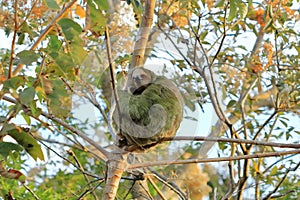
(75, 4), (85, 18)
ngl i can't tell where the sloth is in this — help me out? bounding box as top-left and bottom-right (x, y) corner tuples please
(114, 67), (183, 152)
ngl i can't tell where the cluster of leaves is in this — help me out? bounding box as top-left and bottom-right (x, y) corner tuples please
(0, 0), (109, 198)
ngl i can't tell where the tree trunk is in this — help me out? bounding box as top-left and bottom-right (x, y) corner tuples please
(102, 148), (128, 200)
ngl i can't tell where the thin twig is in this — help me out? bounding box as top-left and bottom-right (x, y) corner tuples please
(23, 184), (40, 200)
(18, 0), (38, 28)
(263, 154), (296, 175)
(228, 137), (237, 198)
(128, 149), (300, 169)
(38, 139), (100, 179)
(146, 175), (167, 200)
(163, 136), (300, 149)
(148, 167), (188, 200)
(8, 0), (19, 78)
(157, 25), (194, 67)
(205, 2), (231, 127)
(252, 111), (277, 142)
(105, 27), (120, 140)
(274, 31), (281, 72)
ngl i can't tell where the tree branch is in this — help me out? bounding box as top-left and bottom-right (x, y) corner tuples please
(130, 0), (156, 69)
(105, 27), (120, 140)
(128, 149), (300, 169)
(165, 136), (300, 149)
(8, 0), (19, 78)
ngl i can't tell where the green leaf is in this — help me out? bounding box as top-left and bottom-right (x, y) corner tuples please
(48, 53), (76, 79)
(228, 0), (237, 22)
(0, 123), (15, 136)
(87, 0), (107, 33)
(47, 35), (62, 51)
(3, 76), (27, 91)
(270, 166), (278, 176)
(8, 126), (44, 161)
(16, 50), (39, 65)
(200, 30), (209, 41)
(0, 142), (23, 157)
(19, 87), (35, 104)
(228, 0), (247, 21)
(21, 112), (31, 125)
(279, 119), (288, 127)
(69, 42), (88, 66)
(57, 19), (87, 65)
(46, 79), (72, 118)
(215, 0), (225, 7)
(94, 0), (109, 10)
(237, 0), (248, 19)
(264, 19), (273, 31)
(286, 132), (292, 140)
(44, 0), (60, 10)
(17, 33), (25, 44)
(21, 21), (38, 39)
(227, 99), (236, 108)
(218, 142), (228, 151)
(58, 18), (82, 41)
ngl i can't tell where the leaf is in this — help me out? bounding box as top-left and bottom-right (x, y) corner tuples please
(184, 116), (198, 121)
(215, 0), (225, 7)
(227, 99), (236, 108)
(0, 142), (23, 157)
(228, 0), (247, 21)
(58, 18), (82, 40)
(279, 119), (288, 127)
(47, 53), (76, 79)
(75, 4), (85, 18)
(228, 0), (237, 22)
(21, 112), (31, 125)
(0, 123), (16, 136)
(17, 33), (25, 44)
(0, 163), (26, 183)
(20, 21), (38, 39)
(57, 18), (87, 65)
(16, 50), (39, 65)
(19, 87), (35, 104)
(87, 0), (107, 33)
(286, 132), (292, 140)
(45, 0), (60, 10)
(46, 79), (72, 118)
(69, 42), (88, 66)
(237, 0), (248, 19)
(252, 161), (259, 173)
(270, 166), (278, 176)
(47, 35), (62, 51)
(94, 0), (109, 10)
(3, 76), (27, 91)
(7, 125), (44, 161)
(264, 19), (273, 31)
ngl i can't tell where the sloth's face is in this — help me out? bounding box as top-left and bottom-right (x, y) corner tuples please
(131, 68), (152, 89)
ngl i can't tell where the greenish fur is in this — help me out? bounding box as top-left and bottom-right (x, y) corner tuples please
(129, 82), (181, 129)
(115, 69), (183, 152)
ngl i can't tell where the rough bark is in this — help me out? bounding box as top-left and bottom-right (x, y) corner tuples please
(102, 149), (128, 200)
